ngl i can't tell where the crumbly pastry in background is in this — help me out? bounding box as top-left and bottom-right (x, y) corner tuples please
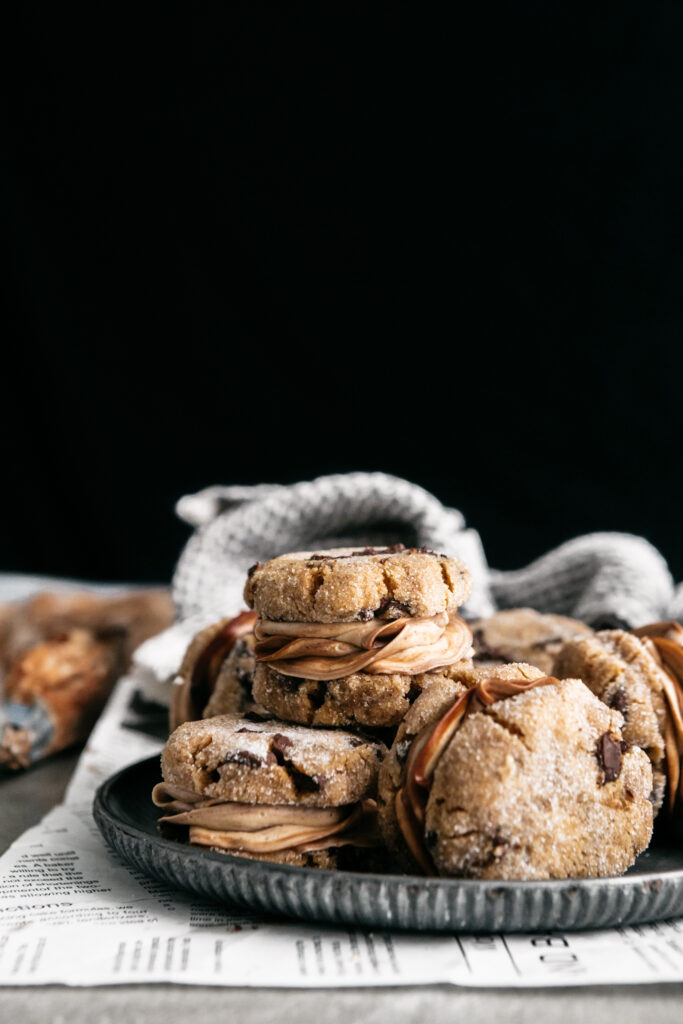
(0, 629), (122, 770)
(244, 545), (475, 729)
(0, 589), (174, 771)
(154, 714), (385, 868)
(0, 589), (174, 674)
(555, 623), (683, 816)
(378, 663), (653, 879)
(471, 607), (593, 675)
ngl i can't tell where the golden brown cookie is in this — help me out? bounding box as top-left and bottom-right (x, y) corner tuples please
(155, 714), (385, 867)
(471, 608), (593, 674)
(161, 714), (384, 807)
(203, 633), (264, 719)
(378, 664), (653, 879)
(252, 660), (473, 729)
(244, 545), (472, 623)
(555, 626), (683, 814)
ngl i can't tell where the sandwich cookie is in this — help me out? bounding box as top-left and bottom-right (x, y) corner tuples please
(170, 612), (260, 731)
(245, 545), (474, 728)
(378, 663), (653, 879)
(555, 622), (683, 816)
(153, 714), (384, 867)
(471, 608), (592, 675)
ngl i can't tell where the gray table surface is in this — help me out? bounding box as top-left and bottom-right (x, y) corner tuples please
(1, 750), (682, 1023)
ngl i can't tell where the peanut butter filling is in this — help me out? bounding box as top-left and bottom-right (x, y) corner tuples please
(632, 622), (683, 813)
(253, 612), (473, 680)
(395, 676), (558, 874)
(152, 781), (379, 854)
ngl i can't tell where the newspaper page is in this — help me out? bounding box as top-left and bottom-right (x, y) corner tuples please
(1, 673), (683, 988)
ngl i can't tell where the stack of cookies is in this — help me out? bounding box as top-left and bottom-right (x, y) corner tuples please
(244, 544), (474, 730)
(158, 545), (474, 868)
(155, 546), (663, 880)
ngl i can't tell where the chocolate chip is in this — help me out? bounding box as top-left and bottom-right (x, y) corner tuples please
(235, 727), (258, 734)
(270, 733), (293, 756)
(236, 667), (253, 694)
(247, 562), (261, 578)
(425, 830), (437, 848)
(308, 682), (327, 711)
(597, 732), (623, 784)
(291, 771), (325, 793)
(491, 834), (508, 858)
(609, 687), (628, 718)
(350, 545), (402, 557)
(270, 741), (325, 793)
(276, 673), (303, 693)
(224, 750), (264, 769)
(407, 682), (422, 704)
(347, 736), (364, 748)
(375, 597), (412, 619)
(308, 544), (408, 564)
(357, 608), (374, 621)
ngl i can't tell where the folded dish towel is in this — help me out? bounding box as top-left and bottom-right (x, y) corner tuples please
(135, 472), (679, 698)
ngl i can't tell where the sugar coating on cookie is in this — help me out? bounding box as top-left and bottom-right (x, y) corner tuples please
(378, 663), (544, 864)
(161, 714), (384, 807)
(379, 665), (653, 879)
(244, 546), (472, 623)
(554, 629), (670, 810)
(252, 660), (474, 729)
(472, 608), (593, 675)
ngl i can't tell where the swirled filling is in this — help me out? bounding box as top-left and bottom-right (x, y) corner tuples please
(253, 612), (473, 680)
(152, 781), (379, 854)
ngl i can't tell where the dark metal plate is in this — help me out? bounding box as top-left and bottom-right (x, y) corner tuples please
(93, 756), (683, 933)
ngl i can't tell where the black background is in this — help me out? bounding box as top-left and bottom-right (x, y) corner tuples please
(4, 7), (683, 586)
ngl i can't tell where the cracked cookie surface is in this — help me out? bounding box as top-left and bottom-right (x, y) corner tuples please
(378, 663), (540, 866)
(244, 545), (472, 623)
(554, 629), (670, 811)
(471, 608), (593, 674)
(161, 714), (384, 807)
(378, 664), (653, 878)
